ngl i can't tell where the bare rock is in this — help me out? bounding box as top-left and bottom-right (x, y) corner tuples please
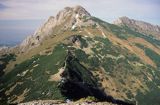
(113, 16), (160, 39)
(18, 5), (96, 53)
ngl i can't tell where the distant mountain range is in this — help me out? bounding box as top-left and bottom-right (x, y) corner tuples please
(113, 16), (160, 39)
(0, 5), (160, 105)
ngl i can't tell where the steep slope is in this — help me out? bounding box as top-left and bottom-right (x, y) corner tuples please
(2, 5), (101, 74)
(18, 5), (94, 53)
(0, 6), (160, 105)
(0, 40), (132, 105)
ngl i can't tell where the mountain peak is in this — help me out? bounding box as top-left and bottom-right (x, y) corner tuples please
(113, 16), (160, 39)
(113, 16), (159, 27)
(63, 5), (90, 14)
(113, 16), (132, 25)
(56, 5), (91, 20)
(18, 6), (94, 52)
(63, 5), (84, 11)
(119, 16), (130, 20)
(73, 5), (91, 16)
(73, 5), (84, 9)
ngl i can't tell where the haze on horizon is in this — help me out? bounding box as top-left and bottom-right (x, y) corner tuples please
(0, 0), (159, 45)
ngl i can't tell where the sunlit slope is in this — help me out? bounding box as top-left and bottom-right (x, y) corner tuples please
(0, 6), (160, 105)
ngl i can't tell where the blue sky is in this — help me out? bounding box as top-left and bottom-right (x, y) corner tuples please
(0, 0), (159, 45)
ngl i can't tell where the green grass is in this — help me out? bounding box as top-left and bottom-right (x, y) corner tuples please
(122, 26), (160, 47)
(94, 36), (111, 45)
(75, 49), (89, 63)
(135, 43), (145, 49)
(92, 17), (131, 40)
(145, 48), (160, 68)
(93, 16), (160, 47)
(79, 37), (88, 48)
(1, 34), (160, 104)
(136, 83), (160, 105)
(135, 64), (160, 105)
(0, 44), (68, 103)
(135, 43), (160, 68)
(75, 49), (99, 68)
(66, 57), (97, 86)
(0, 53), (16, 74)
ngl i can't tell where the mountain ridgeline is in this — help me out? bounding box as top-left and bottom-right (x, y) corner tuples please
(0, 6), (160, 105)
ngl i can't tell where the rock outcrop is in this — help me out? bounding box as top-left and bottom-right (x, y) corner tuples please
(113, 16), (160, 39)
(18, 100), (117, 105)
(18, 5), (96, 52)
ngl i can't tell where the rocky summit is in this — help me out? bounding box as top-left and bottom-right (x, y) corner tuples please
(0, 6), (160, 105)
(18, 5), (94, 53)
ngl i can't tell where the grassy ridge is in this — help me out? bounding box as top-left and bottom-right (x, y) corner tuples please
(0, 34), (160, 105)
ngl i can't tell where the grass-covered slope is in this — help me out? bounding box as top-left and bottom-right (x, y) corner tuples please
(64, 35), (160, 105)
(0, 44), (68, 104)
(0, 34), (160, 105)
(0, 14), (160, 105)
(0, 54), (16, 76)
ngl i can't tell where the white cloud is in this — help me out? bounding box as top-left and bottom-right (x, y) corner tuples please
(0, 0), (159, 24)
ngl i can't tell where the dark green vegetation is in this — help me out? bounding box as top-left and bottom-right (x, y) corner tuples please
(1, 5), (160, 105)
(135, 44), (160, 105)
(74, 36), (140, 74)
(135, 65), (160, 105)
(0, 41), (133, 105)
(67, 35), (160, 105)
(121, 26), (160, 47)
(0, 53), (16, 71)
(1, 32), (160, 105)
(92, 17), (130, 40)
(0, 27), (160, 105)
(145, 48), (160, 68)
(0, 44), (68, 103)
(136, 43), (160, 68)
(93, 17), (160, 48)
(0, 53), (16, 77)
(58, 53), (103, 100)
(58, 52), (133, 105)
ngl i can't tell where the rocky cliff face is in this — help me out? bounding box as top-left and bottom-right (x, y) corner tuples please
(113, 16), (160, 39)
(19, 5), (96, 53)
